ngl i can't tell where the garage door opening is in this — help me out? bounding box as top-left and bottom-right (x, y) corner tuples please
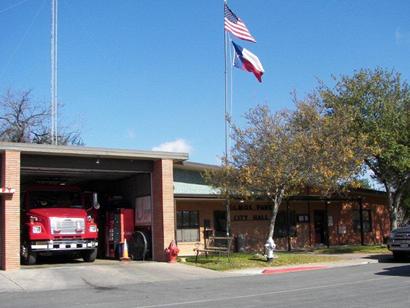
(20, 154), (154, 266)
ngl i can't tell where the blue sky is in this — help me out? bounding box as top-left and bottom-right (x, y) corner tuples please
(1, 0), (410, 164)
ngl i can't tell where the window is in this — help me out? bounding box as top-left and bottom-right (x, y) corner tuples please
(176, 210), (199, 242)
(274, 211), (297, 238)
(353, 210), (372, 233)
(30, 191), (82, 208)
(297, 214), (310, 223)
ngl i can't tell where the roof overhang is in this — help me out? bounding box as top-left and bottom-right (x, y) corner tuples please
(175, 194), (224, 201)
(0, 142), (188, 162)
(173, 161), (219, 171)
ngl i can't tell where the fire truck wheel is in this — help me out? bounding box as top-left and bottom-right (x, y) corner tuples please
(21, 243), (37, 265)
(82, 249), (97, 262)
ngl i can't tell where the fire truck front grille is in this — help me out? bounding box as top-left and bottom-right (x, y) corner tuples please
(50, 217), (85, 235)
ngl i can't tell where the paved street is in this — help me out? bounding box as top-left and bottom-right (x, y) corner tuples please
(0, 260), (409, 308)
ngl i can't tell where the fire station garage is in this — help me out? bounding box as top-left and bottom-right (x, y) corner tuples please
(0, 142), (187, 270)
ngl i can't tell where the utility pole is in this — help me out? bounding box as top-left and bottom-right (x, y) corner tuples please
(51, 0), (58, 144)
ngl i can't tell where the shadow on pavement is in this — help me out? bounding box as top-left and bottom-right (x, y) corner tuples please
(364, 254), (395, 263)
(22, 255), (106, 268)
(22, 257), (139, 270)
(365, 253), (410, 264)
(375, 264), (410, 277)
(35, 254), (84, 265)
(365, 253), (410, 277)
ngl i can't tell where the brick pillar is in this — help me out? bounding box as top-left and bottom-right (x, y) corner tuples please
(152, 159), (175, 261)
(0, 151), (21, 271)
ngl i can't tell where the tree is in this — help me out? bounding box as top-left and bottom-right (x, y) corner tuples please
(206, 103), (363, 253)
(319, 68), (410, 229)
(291, 96), (366, 193)
(400, 183), (410, 225)
(0, 89), (83, 145)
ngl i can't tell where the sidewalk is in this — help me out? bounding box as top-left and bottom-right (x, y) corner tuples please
(224, 252), (388, 276)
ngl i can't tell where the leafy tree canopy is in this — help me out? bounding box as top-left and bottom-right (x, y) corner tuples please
(319, 68), (410, 228)
(206, 102), (364, 240)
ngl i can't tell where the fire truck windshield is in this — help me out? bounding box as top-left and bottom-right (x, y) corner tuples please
(29, 191), (83, 209)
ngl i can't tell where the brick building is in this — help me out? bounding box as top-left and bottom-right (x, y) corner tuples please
(0, 142), (186, 270)
(174, 162), (391, 256)
(1, 142), (390, 270)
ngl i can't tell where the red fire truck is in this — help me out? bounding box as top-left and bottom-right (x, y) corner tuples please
(21, 184), (100, 265)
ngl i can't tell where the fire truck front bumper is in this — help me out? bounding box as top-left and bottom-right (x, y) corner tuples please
(31, 240), (98, 252)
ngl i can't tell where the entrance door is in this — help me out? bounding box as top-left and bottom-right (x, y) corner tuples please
(213, 211), (227, 237)
(314, 210), (327, 245)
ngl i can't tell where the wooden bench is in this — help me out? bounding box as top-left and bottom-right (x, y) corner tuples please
(194, 236), (233, 262)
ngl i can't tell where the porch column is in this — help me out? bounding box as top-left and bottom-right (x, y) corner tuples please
(325, 200), (330, 248)
(359, 198), (364, 246)
(152, 159), (175, 261)
(307, 199), (312, 246)
(0, 151), (21, 271)
(286, 200), (291, 251)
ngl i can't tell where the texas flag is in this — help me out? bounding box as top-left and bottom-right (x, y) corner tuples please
(232, 41), (264, 82)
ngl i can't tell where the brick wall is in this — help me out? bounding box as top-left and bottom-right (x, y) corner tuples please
(176, 195), (390, 255)
(0, 151), (21, 270)
(152, 159), (175, 261)
(176, 200), (223, 255)
(327, 197), (390, 246)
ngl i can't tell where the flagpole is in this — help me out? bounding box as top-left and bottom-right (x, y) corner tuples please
(224, 1), (228, 163)
(223, 0), (231, 237)
(229, 36), (233, 124)
(223, 0), (260, 238)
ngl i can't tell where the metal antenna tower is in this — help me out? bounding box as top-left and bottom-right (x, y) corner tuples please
(51, 0), (58, 144)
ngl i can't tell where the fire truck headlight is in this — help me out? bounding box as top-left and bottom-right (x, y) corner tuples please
(89, 225), (97, 233)
(30, 215), (40, 223)
(32, 226), (42, 234)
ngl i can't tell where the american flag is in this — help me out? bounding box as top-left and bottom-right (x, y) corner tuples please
(224, 3), (256, 43)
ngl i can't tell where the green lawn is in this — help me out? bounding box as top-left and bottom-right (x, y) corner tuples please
(183, 252), (340, 271)
(313, 245), (389, 254)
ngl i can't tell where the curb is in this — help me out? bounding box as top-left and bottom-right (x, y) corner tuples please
(226, 258), (379, 276)
(262, 265), (328, 275)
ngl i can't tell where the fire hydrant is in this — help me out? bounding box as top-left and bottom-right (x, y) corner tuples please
(165, 240), (179, 263)
(264, 238), (276, 262)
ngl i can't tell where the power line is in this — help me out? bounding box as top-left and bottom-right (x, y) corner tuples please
(51, 0), (58, 144)
(0, 0), (31, 15)
(0, 0), (47, 81)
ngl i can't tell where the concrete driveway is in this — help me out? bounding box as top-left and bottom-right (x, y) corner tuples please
(0, 260), (230, 293)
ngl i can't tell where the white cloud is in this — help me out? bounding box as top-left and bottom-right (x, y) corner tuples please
(395, 27), (403, 44)
(395, 27), (410, 45)
(152, 139), (192, 154)
(126, 128), (136, 140)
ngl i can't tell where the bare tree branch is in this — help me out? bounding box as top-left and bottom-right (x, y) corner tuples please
(0, 89), (83, 145)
